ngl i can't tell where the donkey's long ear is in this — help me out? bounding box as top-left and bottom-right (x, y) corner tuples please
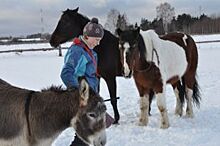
(79, 77), (89, 107)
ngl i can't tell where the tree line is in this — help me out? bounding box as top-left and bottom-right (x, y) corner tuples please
(141, 13), (220, 35)
(104, 2), (220, 35)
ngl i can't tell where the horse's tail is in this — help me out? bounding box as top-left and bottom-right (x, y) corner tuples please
(177, 79), (186, 107)
(182, 75), (201, 108)
(192, 75), (201, 108)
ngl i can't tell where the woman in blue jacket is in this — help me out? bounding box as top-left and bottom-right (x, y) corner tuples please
(61, 18), (112, 146)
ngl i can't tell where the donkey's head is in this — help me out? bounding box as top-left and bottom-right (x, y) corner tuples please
(116, 27), (140, 78)
(72, 78), (107, 146)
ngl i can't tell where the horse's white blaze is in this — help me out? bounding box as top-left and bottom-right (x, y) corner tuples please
(140, 30), (188, 83)
(183, 34), (188, 46)
(139, 95), (149, 126)
(123, 44), (131, 76)
(174, 87), (182, 116)
(186, 88), (194, 118)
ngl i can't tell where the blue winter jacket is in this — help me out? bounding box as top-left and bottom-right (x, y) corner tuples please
(60, 40), (99, 92)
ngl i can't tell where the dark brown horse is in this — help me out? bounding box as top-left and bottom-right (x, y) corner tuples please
(50, 7), (122, 123)
(0, 78), (107, 146)
(117, 27), (201, 128)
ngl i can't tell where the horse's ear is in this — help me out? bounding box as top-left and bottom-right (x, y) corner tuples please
(135, 23), (138, 28)
(134, 27), (140, 39)
(116, 28), (122, 36)
(63, 8), (70, 13)
(79, 77), (89, 107)
(136, 27), (140, 33)
(73, 7), (79, 12)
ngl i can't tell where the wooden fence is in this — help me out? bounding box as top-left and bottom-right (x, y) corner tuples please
(0, 40), (220, 56)
(0, 46), (68, 56)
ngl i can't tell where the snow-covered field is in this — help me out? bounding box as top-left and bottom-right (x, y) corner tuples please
(0, 34), (220, 146)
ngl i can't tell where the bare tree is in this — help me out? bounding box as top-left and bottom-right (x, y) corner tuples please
(104, 9), (120, 34)
(156, 2), (175, 33)
(116, 13), (129, 32)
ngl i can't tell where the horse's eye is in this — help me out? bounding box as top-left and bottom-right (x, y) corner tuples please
(87, 112), (97, 118)
(132, 44), (137, 48)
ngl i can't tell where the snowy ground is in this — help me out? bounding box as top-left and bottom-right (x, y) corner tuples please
(0, 34), (220, 146)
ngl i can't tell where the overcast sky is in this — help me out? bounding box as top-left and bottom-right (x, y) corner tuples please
(0, 0), (220, 37)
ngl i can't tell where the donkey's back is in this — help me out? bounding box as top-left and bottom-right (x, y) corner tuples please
(0, 79), (31, 146)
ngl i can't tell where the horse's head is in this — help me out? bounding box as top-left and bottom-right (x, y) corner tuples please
(72, 78), (107, 146)
(116, 27), (140, 78)
(50, 7), (89, 47)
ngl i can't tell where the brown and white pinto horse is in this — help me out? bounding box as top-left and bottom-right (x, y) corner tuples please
(117, 28), (201, 128)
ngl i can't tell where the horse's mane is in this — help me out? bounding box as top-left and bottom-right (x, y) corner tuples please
(137, 34), (147, 61)
(140, 30), (158, 61)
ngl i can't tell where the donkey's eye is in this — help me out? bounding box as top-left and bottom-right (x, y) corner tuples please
(87, 112), (97, 118)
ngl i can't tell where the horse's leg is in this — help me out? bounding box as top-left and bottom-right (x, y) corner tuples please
(174, 88), (182, 116)
(139, 94), (150, 126)
(184, 75), (196, 118)
(104, 76), (120, 124)
(156, 86), (169, 129)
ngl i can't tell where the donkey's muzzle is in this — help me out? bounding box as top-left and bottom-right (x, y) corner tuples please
(93, 130), (106, 146)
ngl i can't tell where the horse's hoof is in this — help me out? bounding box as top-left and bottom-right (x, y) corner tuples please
(138, 118), (148, 126)
(138, 122), (147, 126)
(186, 112), (194, 118)
(175, 108), (183, 117)
(160, 123), (169, 129)
(175, 111), (183, 117)
(186, 109), (194, 118)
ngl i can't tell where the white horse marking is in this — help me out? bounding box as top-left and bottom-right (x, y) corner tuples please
(139, 95), (149, 126)
(183, 34), (188, 46)
(156, 88), (169, 129)
(186, 88), (194, 118)
(141, 30), (188, 83)
(123, 44), (131, 76)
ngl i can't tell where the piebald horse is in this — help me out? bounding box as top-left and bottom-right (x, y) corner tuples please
(0, 78), (107, 146)
(117, 28), (201, 128)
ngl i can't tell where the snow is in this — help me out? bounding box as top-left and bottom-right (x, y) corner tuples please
(0, 34), (220, 146)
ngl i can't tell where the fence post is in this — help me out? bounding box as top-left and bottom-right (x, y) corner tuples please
(58, 45), (62, 57)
